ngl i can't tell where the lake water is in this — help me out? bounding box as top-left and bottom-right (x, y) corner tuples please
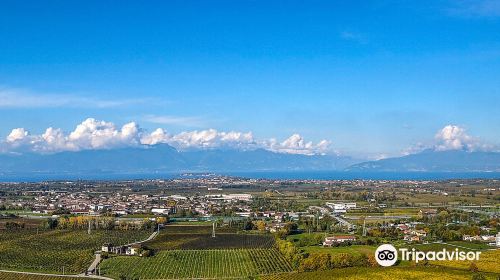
(1, 171), (500, 182)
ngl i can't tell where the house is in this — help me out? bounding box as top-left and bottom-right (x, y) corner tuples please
(496, 233), (500, 247)
(419, 209), (437, 217)
(268, 222), (287, 233)
(126, 244), (142, 255)
(481, 235), (495, 242)
(404, 235), (420, 242)
(101, 243), (112, 252)
(323, 235), (356, 246)
(412, 229), (427, 237)
(396, 224), (409, 231)
(463, 235), (481, 242)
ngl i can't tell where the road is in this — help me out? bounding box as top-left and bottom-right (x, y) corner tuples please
(0, 269), (112, 279)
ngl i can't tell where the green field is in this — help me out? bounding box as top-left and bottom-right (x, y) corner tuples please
(302, 244), (376, 255)
(0, 229), (151, 274)
(431, 249), (500, 274)
(100, 248), (293, 279)
(261, 266), (496, 280)
(410, 242), (490, 252)
(0, 272), (95, 280)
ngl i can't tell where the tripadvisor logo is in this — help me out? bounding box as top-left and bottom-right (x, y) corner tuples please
(375, 244), (398, 267)
(375, 244), (482, 267)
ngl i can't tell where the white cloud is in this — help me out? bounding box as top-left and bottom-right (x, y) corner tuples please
(266, 133), (331, 155)
(6, 128), (28, 143)
(167, 129), (256, 150)
(67, 118), (142, 150)
(143, 115), (205, 127)
(340, 31), (367, 44)
(140, 128), (170, 146)
(1, 118), (333, 155)
(447, 0), (500, 18)
(403, 124), (492, 155)
(434, 125), (478, 151)
(0, 88), (149, 108)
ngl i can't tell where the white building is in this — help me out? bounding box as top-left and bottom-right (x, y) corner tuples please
(151, 208), (170, 215)
(496, 232), (500, 247)
(326, 202), (357, 213)
(323, 235), (356, 246)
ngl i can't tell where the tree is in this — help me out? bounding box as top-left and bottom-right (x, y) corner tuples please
(469, 262), (479, 273)
(254, 220), (266, 232)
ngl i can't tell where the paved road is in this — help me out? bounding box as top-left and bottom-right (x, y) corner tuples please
(333, 215), (355, 229)
(0, 269), (112, 279)
(86, 253), (102, 275)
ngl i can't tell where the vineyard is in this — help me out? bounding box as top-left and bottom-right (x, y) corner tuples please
(161, 225), (238, 234)
(260, 266), (493, 280)
(0, 271), (93, 280)
(145, 233), (275, 250)
(143, 224), (275, 250)
(431, 249), (500, 274)
(100, 248), (293, 279)
(0, 229), (151, 274)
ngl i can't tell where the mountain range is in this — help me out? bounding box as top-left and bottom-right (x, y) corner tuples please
(346, 149), (500, 172)
(1, 145), (500, 178)
(0, 144), (356, 176)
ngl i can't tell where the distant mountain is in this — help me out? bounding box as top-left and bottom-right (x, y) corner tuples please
(0, 144), (358, 176)
(346, 150), (500, 172)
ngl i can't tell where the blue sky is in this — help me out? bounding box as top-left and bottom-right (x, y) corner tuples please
(1, 0), (499, 158)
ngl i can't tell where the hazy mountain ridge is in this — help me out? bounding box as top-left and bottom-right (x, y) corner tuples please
(346, 150), (500, 172)
(0, 144), (357, 174)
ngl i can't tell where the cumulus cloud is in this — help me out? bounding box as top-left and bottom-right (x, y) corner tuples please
(434, 125), (478, 151)
(403, 124), (492, 155)
(168, 129), (256, 150)
(66, 118), (142, 150)
(1, 118), (333, 155)
(265, 134), (331, 155)
(6, 128), (29, 143)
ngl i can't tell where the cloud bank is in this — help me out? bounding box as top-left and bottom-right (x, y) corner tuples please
(1, 118), (332, 156)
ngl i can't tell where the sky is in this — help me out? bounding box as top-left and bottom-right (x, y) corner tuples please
(1, 0), (499, 159)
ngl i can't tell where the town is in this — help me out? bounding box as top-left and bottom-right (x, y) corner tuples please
(2, 176), (499, 247)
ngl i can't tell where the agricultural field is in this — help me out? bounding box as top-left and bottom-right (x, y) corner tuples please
(261, 266), (496, 280)
(0, 272), (92, 280)
(161, 225), (238, 234)
(410, 242), (489, 252)
(0, 229), (151, 274)
(0, 217), (43, 229)
(145, 225), (274, 250)
(100, 248), (293, 279)
(146, 232), (274, 250)
(431, 249), (500, 274)
(302, 244), (376, 256)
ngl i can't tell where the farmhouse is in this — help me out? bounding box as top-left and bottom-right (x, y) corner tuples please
(323, 235), (356, 246)
(126, 244), (142, 255)
(101, 243), (113, 252)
